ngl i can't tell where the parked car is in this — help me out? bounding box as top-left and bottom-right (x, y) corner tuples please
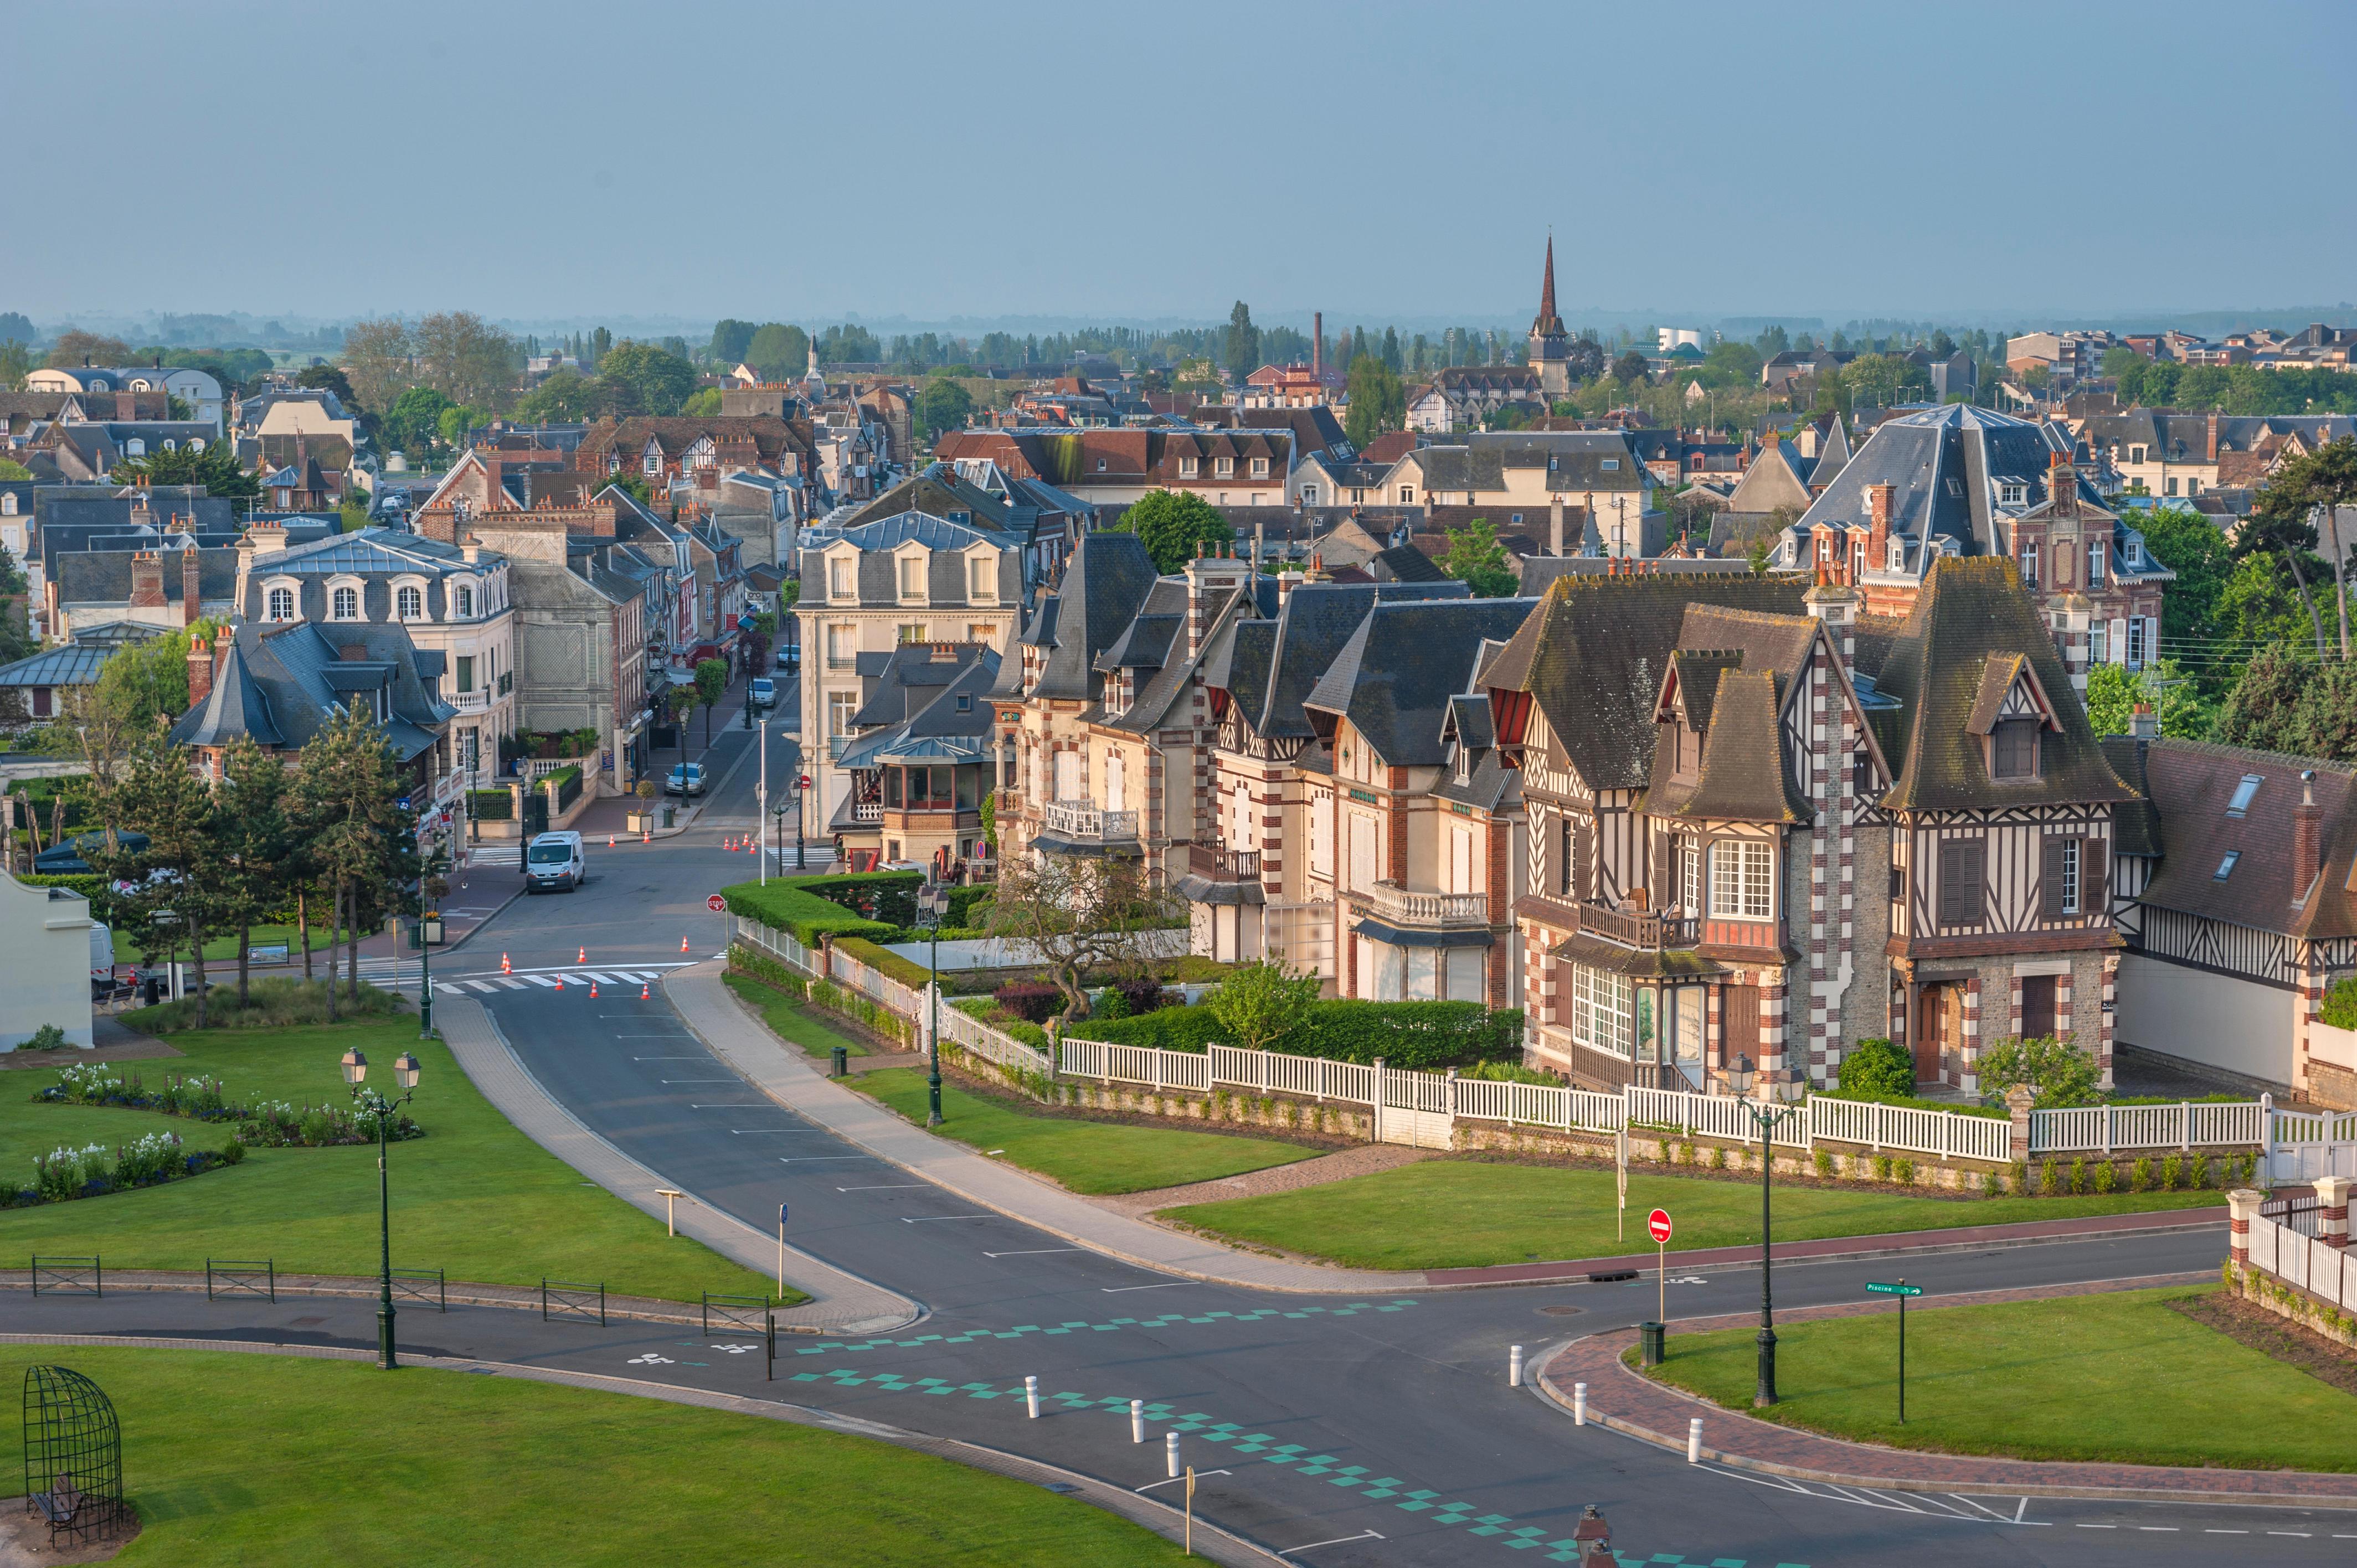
(749, 677), (776, 711)
(665, 762), (707, 797)
(524, 831), (586, 894)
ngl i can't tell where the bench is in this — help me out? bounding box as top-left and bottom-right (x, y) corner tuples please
(32, 1474), (84, 1536)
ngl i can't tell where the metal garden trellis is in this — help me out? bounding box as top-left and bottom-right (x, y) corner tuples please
(22, 1364), (128, 1546)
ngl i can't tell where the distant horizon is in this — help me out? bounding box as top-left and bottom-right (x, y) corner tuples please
(8, 1), (2350, 329)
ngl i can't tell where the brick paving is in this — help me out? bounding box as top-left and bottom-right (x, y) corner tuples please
(1536, 1273), (2357, 1504)
(1430, 1203), (2226, 1285)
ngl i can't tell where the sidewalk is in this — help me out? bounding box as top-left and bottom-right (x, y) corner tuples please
(1533, 1277), (2357, 1507)
(666, 961), (1418, 1296)
(432, 993), (919, 1334)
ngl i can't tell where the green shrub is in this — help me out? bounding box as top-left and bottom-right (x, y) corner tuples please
(722, 879), (898, 946)
(2068, 1157), (2088, 1194)
(2161, 1154), (2183, 1190)
(24, 1023), (69, 1052)
(1094, 985), (1130, 1021)
(2039, 1158), (2060, 1195)
(2091, 1160), (2117, 1194)
(1892, 1158), (1915, 1186)
(1460, 1059), (1557, 1086)
(781, 870), (924, 927)
(1975, 1033), (2102, 1108)
(130, 978), (404, 1032)
(1812, 1148), (1833, 1179)
(1709, 1146), (1726, 1171)
(467, 788), (513, 820)
(1066, 998), (1521, 1071)
(2129, 1157), (2153, 1192)
(993, 983), (1064, 1024)
(1870, 1154), (1892, 1182)
(1835, 1037), (1914, 1098)
(1984, 1166), (2006, 1196)
(2322, 975), (2357, 1031)
(220, 1138), (245, 1165)
(728, 944), (808, 998)
(2191, 1153), (2211, 1189)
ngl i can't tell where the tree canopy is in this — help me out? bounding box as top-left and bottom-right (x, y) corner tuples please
(709, 319), (758, 364)
(1117, 488), (1234, 573)
(1223, 302), (1259, 384)
(744, 323), (809, 381)
(915, 377), (974, 445)
(596, 341), (698, 416)
(1342, 354), (1404, 450)
(110, 441), (258, 500)
(1439, 520), (1519, 597)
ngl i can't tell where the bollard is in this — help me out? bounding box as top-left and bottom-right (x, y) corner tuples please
(1166, 1431), (1180, 1479)
(831, 1044), (848, 1079)
(1687, 1417), (1702, 1464)
(1574, 1382), (1587, 1426)
(1131, 1399), (1145, 1443)
(1025, 1375), (1039, 1420)
(1509, 1344), (1524, 1387)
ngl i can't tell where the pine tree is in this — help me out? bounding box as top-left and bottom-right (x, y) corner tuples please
(294, 705), (419, 1018)
(215, 735), (292, 1007)
(84, 725), (230, 1027)
(1381, 327), (1402, 373)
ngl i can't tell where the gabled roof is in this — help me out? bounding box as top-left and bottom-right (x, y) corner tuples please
(1304, 597), (1538, 766)
(1646, 659), (1811, 825)
(171, 637), (282, 748)
(1872, 557), (2132, 811)
(1016, 530), (1159, 702)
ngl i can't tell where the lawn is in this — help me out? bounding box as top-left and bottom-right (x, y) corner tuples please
(1, 1017), (788, 1304)
(0, 1345), (1192, 1566)
(1641, 1286), (2357, 1471)
(725, 973), (869, 1057)
(1164, 1160), (2226, 1271)
(859, 1067), (1315, 1196)
(110, 920), (342, 966)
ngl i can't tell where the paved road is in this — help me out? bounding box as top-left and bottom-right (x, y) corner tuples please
(23, 837), (2343, 1567)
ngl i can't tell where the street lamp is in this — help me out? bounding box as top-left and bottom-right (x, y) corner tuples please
(914, 883), (947, 1126)
(342, 1046), (424, 1371)
(1724, 1051), (1805, 1408)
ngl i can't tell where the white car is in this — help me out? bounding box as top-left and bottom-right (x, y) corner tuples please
(525, 831), (585, 893)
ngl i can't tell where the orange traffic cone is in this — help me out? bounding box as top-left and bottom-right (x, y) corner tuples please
(578, 946), (586, 963)
(608, 833), (615, 848)
(681, 936), (690, 953)
(640, 981), (650, 999)
(501, 952), (511, 974)
(554, 974), (564, 989)
(590, 981), (599, 998)
(641, 829), (650, 844)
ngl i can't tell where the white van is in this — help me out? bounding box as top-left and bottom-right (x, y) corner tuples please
(525, 831), (586, 894)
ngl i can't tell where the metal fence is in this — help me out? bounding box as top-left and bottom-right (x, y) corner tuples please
(390, 1267), (446, 1312)
(204, 1259), (275, 1302)
(542, 1278), (606, 1325)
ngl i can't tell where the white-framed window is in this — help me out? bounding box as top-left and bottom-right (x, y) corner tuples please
(124, 438), (145, 458)
(968, 554), (995, 602)
(1886, 535), (1904, 571)
(1053, 749), (1080, 801)
(1310, 795), (1332, 876)
(1215, 456), (1234, 478)
(396, 585), (423, 620)
(1399, 486), (1415, 504)
(331, 585), (361, 620)
(1571, 963), (1634, 1058)
(1299, 484), (1319, 506)
(2088, 539), (2105, 584)
(2058, 838), (2081, 915)
(1680, 838), (1701, 915)
(827, 690), (858, 736)
(897, 622), (927, 644)
(1180, 457), (1200, 478)
(898, 554), (926, 600)
(1250, 457), (1269, 478)
(0, 494), (14, 515)
(187, 437), (205, 452)
(2000, 482), (2026, 506)
(266, 585), (296, 621)
(827, 623), (856, 668)
(1710, 839), (1772, 920)
(2019, 543), (2038, 586)
(2089, 622), (2108, 663)
(161, 439), (177, 452)
(829, 558), (854, 599)
(1347, 810), (1378, 892)
(1107, 752), (1127, 814)
(2126, 617), (2148, 668)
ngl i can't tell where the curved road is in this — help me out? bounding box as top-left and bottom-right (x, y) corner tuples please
(20, 808), (2346, 1567)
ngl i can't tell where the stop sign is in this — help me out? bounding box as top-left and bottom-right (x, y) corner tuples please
(707, 894), (727, 912)
(1647, 1208), (1673, 1245)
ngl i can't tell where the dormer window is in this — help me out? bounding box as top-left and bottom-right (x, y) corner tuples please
(1250, 457), (1269, 479)
(899, 555), (927, 600)
(968, 555), (995, 603)
(332, 585), (361, 621)
(2215, 850), (2241, 880)
(829, 558), (854, 599)
(1180, 457), (1199, 478)
(1096, 458), (1107, 472)
(1992, 718), (2039, 779)
(397, 585), (423, 620)
(1215, 456), (1234, 478)
(456, 584), (475, 617)
(267, 586), (296, 621)
(2127, 539), (2144, 568)
(124, 439), (145, 458)
(2000, 482), (2026, 506)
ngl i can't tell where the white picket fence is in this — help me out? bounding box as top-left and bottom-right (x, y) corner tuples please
(2245, 1212), (2357, 1309)
(725, 909), (2317, 1167)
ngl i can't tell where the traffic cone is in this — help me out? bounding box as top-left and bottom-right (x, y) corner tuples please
(642, 829), (651, 844)
(640, 981), (650, 999)
(578, 946), (586, 963)
(554, 974), (564, 989)
(681, 936), (690, 953)
(501, 952), (511, 975)
(608, 833), (615, 848)
(590, 981), (599, 999)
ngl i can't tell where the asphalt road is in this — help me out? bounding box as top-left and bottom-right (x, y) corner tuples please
(25, 827), (2348, 1566)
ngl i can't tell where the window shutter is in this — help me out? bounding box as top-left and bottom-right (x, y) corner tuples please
(2041, 837), (2066, 921)
(1572, 822), (1593, 903)
(2084, 837), (2108, 914)
(1961, 841), (1985, 924)
(1936, 842), (1961, 925)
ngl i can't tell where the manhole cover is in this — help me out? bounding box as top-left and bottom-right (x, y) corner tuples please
(1537, 1305), (1584, 1318)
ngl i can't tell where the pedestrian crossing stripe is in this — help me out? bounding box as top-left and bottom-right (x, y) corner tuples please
(524, 975), (557, 988)
(465, 981), (498, 993)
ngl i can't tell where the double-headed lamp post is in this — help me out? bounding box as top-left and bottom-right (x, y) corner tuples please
(915, 883), (947, 1126)
(1724, 1051), (1806, 1408)
(342, 1046), (423, 1371)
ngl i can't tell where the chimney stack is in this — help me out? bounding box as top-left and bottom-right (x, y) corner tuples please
(187, 635), (213, 707)
(2295, 769), (2322, 904)
(1866, 482), (1896, 566)
(128, 550), (166, 609)
(2205, 410), (2220, 463)
(1549, 494), (1565, 556)
(180, 546), (202, 626)
(2128, 702), (2160, 740)
(1312, 312), (1322, 381)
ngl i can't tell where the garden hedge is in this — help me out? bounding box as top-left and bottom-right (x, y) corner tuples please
(1067, 999), (1523, 1072)
(788, 870), (924, 927)
(17, 873), (107, 900)
(835, 937), (934, 988)
(721, 880), (897, 946)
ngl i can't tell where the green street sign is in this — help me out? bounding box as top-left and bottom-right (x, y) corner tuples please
(1865, 1282), (1922, 1297)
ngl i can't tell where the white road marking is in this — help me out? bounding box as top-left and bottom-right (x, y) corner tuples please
(780, 1156), (869, 1163)
(1102, 1282), (1187, 1293)
(985, 1249), (1083, 1257)
(524, 975), (557, 987)
(497, 978), (526, 989)
(1278, 1531), (1382, 1554)
(465, 981), (498, 993)
(900, 1214), (990, 1221)
(837, 1184), (926, 1191)
(436, 984), (465, 996)
(660, 1080), (736, 1084)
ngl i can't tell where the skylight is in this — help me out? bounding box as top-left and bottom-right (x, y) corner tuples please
(2226, 775), (2262, 817)
(2214, 850), (2241, 881)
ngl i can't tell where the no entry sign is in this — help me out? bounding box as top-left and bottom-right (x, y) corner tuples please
(707, 894), (727, 912)
(1646, 1208), (1673, 1245)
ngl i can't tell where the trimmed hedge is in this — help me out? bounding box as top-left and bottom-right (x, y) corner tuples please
(722, 880), (897, 946)
(788, 870), (923, 928)
(17, 873), (106, 899)
(728, 943), (808, 998)
(836, 936), (933, 988)
(468, 788), (513, 821)
(1067, 999), (1523, 1073)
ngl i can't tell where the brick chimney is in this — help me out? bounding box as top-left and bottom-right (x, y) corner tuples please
(187, 635), (214, 706)
(180, 548), (203, 626)
(1866, 482), (1896, 565)
(128, 550), (166, 609)
(2128, 702), (2159, 740)
(1549, 494), (1565, 556)
(2205, 410), (2220, 463)
(2048, 449), (2077, 517)
(2294, 769), (2322, 905)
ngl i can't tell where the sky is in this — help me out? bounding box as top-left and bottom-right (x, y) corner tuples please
(13, 0), (2357, 333)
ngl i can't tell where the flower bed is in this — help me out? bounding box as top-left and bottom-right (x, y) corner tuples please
(9, 1131), (242, 1208)
(34, 1064), (423, 1148)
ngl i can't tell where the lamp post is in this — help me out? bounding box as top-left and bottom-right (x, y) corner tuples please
(342, 1046), (423, 1371)
(1724, 1051), (1805, 1407)
(756, 715), (768, 887)
(915, 883), (946, 1126)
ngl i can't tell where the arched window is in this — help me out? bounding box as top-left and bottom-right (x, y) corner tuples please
(123, 439), (145, 458)
(332, 586), (359, 620)
(267, 586), (295, 620)
(1, 494), (15, 515)
(162, 440), (178, 452)
(188, 437), (205, 452)
(397, 585), (423, 620)
(456, 585), (474, 617)
(1886, 535), (1904, 571)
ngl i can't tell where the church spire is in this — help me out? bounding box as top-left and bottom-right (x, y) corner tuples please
(1539, 234), (1559, 328)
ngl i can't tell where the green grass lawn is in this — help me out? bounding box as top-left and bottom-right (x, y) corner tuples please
(1, 1018), (788, 1304)
(1643, 1286), (2357, 1471)
(1165, 1160), (2226, 1271)
(859, 1068), (1315, 1195)
(726, 973), (868, 1057)
(110, 921), (342, 965)
(0, 1345), (1192, 1566)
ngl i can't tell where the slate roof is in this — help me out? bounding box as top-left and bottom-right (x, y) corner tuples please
(1484, 574), (1811, 790)
(1871, 557), (2132, 812)
(1646, 661), (1812, 825)
(168, 619), (449, 761)
(839, 646), (1000, 767)
(1003, 530), (1159, 702)
(1409, 432), (1650, 495)
(1303, 597), (1539, 766)
(1793, 404), (2074, 562)
(53, 547), (240, 608)
(174, 638), (283, 747)
(0, 642), (115, 688)
(2102, 737), (2357, 941)
(1368, 544), (1448, 584)
(1212, 580), (1471, 742)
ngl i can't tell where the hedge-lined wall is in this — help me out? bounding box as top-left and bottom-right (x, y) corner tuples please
(722, 880), (898, 946)
(1065, 999), (1524, 1072)
(836, 937), (933, 988)
(790, 870), (924, 928)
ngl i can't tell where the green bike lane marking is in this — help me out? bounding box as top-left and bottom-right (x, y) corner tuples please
(779, 1361), (1806, 1566)
(778, 1299), (1421, 1361)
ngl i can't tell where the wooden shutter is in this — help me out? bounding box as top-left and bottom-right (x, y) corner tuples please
(2084, 837), (2108, 915)
(1938, 839), (1985, 927)
(1571, 821), (1593, 903)
(2040, 837), (2068, 921)
(1720, 985), (1761, 1070)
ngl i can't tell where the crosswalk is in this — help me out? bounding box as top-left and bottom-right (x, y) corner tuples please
(431, 962), (693, 997)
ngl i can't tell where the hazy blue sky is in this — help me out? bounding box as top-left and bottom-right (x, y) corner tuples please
(15, 0), (2356, 330)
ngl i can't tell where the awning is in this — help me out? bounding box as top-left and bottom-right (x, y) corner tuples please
(1547, 931), (1728, 981)
(1175, 873), (1263, 907)
(1351, 916), (1491, 950)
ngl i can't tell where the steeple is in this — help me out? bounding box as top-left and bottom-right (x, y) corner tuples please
(1528, 234), (1571, 396)
(1533, 235), (1565, 339)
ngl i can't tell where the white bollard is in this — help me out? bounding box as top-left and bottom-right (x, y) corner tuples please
(1025, 1375), (1039, 1420)
(1166, 1431), (1180, 1478)
(1131, 1399), (1145, 1443)
(1574, 1381), (1587, 1425)
(1509, 1344), (1524, 1387)
(1687, 1417), (1703, 1464)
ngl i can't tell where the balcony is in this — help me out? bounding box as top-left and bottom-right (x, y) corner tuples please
(1367, 879), (1486, 927)
(1043, 800), (1139, 842)
(850, 801), (882, 823)
(1188, 843), (1262, 881)
(1577, 900), (1697, 950)
(450, 689), (493, 712)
